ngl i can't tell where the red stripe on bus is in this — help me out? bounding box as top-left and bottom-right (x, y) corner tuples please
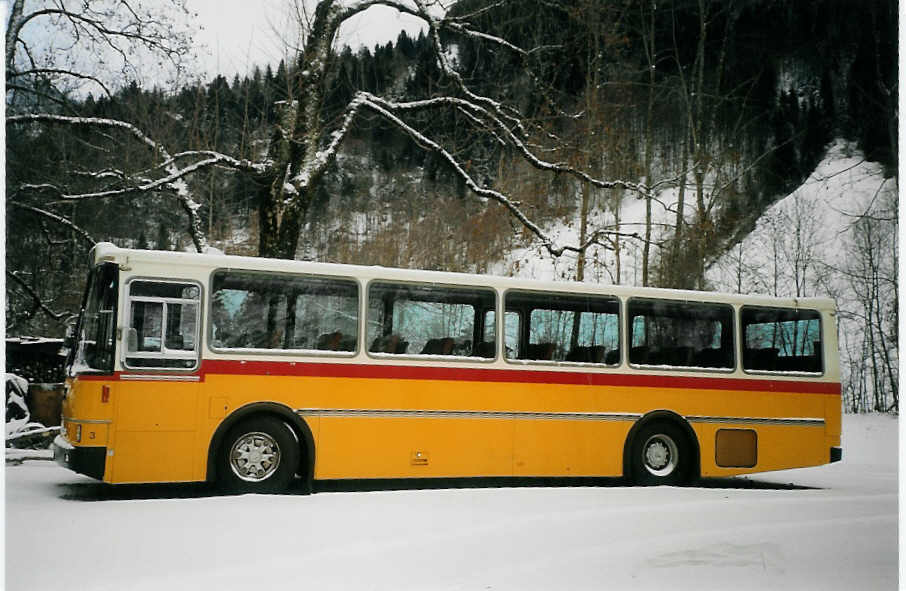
(192, 359), (840, 395)
(78, 361), (840, 395)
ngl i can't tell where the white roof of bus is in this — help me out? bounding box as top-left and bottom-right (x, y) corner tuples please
(91, 242), (836, 310)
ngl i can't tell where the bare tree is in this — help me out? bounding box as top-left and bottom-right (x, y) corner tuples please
(9, 1), (648, 265)
(708, 152), (898, 414)
(837, 187), (898, 412)
(249, 0), (651, 260)
(5, 0), (218, 248)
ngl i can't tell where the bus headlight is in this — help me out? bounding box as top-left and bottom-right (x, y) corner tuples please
(75, 424), (82, 443)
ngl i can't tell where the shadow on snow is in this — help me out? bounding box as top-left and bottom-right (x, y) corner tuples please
(55, 475), (818, 501)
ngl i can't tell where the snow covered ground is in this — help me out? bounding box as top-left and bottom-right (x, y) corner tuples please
(5, 413), (896, 590)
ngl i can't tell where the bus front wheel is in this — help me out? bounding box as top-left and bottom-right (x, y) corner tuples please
(218, 416), (300, 493)
(630, 422), (691, 486)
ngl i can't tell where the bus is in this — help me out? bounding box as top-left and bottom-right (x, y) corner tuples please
(53, 242), (842, 493)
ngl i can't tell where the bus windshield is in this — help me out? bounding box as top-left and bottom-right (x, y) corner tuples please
(69, 262), (118, 375)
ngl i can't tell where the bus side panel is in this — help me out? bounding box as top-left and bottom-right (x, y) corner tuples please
(513, 419), (628, 476)
(313, 377), (515, 479)
(695, 422), (829, 478)
(316, 417), (424, 479)
(108, 380), (199, 484)
(509, 382), (629, 477)
(314, 416), (513, 479)
(413, 417), (514, 478)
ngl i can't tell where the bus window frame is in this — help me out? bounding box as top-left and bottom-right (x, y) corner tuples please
(501, 288), (623, 368)
(626, 297), (737, 374)
(206, 268), (362, 358)
(122, 276), (204, 372)
(740, 305), (825, 377)
(364, 277), (498, 363)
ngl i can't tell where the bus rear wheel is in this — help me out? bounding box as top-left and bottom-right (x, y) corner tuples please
(630, 422), (691, 486)
(218, 416), (299, 493)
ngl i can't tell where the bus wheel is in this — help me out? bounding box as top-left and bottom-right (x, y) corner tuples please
(219, 416), (299, 493)
(631, 422), (690, 486)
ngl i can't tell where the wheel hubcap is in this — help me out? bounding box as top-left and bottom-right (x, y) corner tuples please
(643, 434), (679, 477)
(230, 431), (281, 482)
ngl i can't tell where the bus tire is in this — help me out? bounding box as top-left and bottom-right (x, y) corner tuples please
(218, 416), (300, 493)
(630, 421), (691, 486)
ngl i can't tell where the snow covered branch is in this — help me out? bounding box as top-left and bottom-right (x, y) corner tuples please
(362, 93), (647, 196)
(7, 113), (224, 253)
(9, 202), (96, 246)
(290, 93), (366, 190)
(358, 93), (611, 258)
(6, 271), (75, 323)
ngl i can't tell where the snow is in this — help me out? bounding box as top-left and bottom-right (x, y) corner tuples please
(5, 414), (896, 590)
(494, 139), (893, 295)
(4, 374), (43, 440)
(707, 140), (894, 297)
(707, 140), (896, 407)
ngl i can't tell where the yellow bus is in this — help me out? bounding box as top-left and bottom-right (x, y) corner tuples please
(54, 243), (841, 492)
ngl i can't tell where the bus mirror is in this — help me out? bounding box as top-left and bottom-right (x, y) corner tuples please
(126, 328), (138, 352)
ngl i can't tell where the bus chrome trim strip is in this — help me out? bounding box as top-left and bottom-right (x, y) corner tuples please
(297, 408), (642, 422)
(119, 374), (201, 382)
(687, 415), (825, 427)
(62, 418), (112, 425)
(297, 408), (825, 427)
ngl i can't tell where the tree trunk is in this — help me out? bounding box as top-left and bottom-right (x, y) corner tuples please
(257, 175), (307, 259)
(641, 0), (656, 287)
(576, 180), (590, 282)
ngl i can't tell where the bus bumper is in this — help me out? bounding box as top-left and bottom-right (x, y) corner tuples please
(830, 446), (842, 463)
(52, 435), (106, 481)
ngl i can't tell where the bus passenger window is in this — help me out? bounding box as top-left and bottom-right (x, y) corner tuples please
(742, 307), (822, 373)
(504, 291), (620, 365)
(628, 299), (734, 369)
(210, 271), (358, 353)
(125, 281), (200, 369)
(367, 282), (496, 358)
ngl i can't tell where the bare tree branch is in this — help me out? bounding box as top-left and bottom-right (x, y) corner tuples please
(363, 93), (647, 193)
(7, 114), (232, 252)
(6, 271), (75, 323)
(9, 201), (96, 245)
(9, 68), (112, 97)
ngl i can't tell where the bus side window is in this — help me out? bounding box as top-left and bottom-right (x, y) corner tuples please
(741, 307), (822, 373)
(367, 282), (496, 358)
(210, 271), (358, 353)
(504, 291), (619, 365)
(627, 299), (734, 369)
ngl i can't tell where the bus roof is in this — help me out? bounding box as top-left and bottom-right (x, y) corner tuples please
(89, 242), (836, 311)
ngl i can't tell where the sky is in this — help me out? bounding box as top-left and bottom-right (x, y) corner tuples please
(6, 0), (445, 94)
(187, 0), (432, 80)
